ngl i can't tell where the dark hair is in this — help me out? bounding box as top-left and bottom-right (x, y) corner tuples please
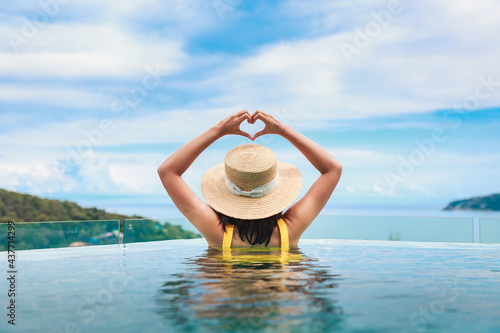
(217, 211), (283, 246)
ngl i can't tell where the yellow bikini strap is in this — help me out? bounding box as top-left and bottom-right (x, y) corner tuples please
(222, 224), (234, 248)
(277, 218), (289, 250)
(222, 224), (234, 261)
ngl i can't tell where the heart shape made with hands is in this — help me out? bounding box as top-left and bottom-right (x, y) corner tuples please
(239, 118), (265, 138)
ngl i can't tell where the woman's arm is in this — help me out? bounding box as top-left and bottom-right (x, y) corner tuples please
(252, 111), (342, 242)
(157, 110), (252, 245)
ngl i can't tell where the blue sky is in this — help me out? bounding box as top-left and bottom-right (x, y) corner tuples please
(1, 0), (500, 218)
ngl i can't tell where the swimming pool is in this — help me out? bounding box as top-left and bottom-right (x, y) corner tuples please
(1, 238), (499, 332)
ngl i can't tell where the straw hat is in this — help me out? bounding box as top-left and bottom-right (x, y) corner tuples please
(201, 144), (302, 219)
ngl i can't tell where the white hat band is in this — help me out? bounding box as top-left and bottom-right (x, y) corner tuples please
(225, 173), (279, 198)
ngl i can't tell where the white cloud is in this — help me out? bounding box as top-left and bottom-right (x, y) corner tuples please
(345, 186), (356, 194)
(283, 0), (383, 32)
(192, 0), (500, 121)
(0, 107), (241, 166)
(0, 117), (102, 149)
(71, 0), (218, 35)
(0, 22), (186, 79)
(0, 151), (136, 195)
(372, 183), (394, 197)
(0, 84), (110, 107)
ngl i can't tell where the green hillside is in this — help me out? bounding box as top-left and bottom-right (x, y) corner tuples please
(0, 188), (200, 250)
(0, 188), (138, 222)
(443, 193), (500, 211)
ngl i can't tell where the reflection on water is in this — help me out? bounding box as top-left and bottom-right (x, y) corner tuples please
(155, 247), (344, 332)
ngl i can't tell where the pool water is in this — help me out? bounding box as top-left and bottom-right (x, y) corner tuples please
(1, 238), (499, 332)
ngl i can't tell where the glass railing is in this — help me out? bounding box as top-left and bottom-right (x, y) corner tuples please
(89, 215), (484, 245)
(2, 214), (499, 251)
(479, 218), (500, 243)
(301, 215), (474, 243)
(123, 218), (200, 244)
(0, 220), (120, 251)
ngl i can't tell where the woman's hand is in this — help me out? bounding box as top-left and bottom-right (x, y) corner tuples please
(214, 110), (253, 140)
(251, 110), (287, 140)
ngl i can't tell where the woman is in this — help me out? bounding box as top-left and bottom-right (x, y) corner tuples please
(157, 110), (342, 248)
